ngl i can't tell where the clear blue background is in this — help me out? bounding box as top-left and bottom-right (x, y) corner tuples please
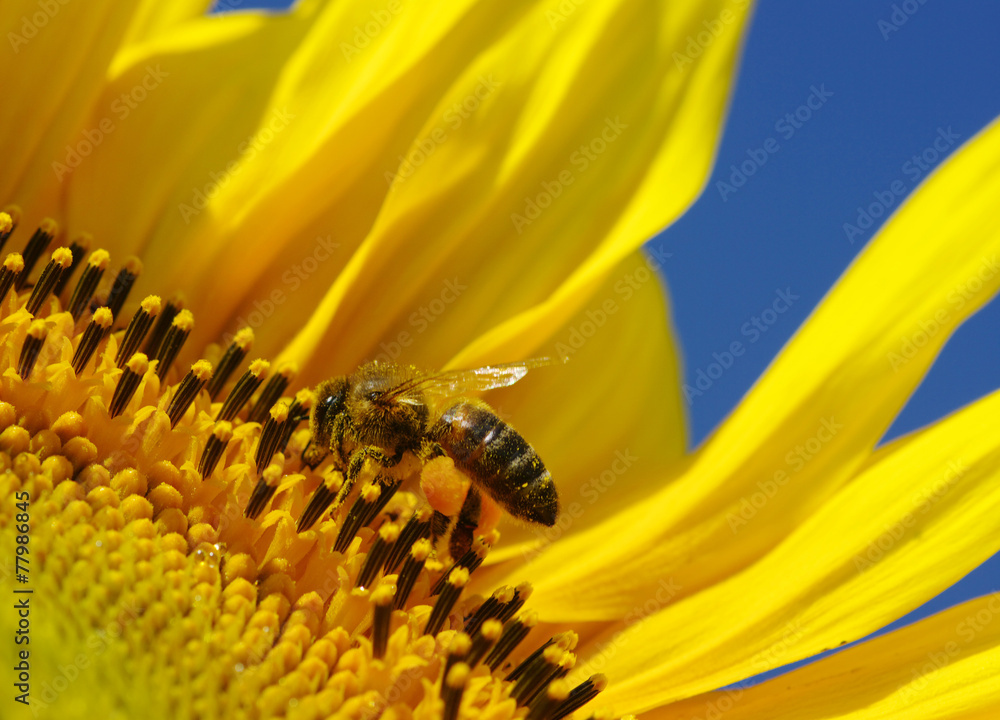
(649, 0), (1000, 681)
(235, 0), (1000, 681)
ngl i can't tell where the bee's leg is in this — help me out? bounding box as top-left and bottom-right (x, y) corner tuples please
(332, 445), (403, 552)
(300, 438), (328, 470)
(448, 484), (481, 562)
(297, 414), (354, 529)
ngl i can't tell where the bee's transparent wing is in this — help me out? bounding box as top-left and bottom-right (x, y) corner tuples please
(390, 358), (563, 404)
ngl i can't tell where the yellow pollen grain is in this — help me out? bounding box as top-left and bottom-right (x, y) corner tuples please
(263, 463), (283, 487)
(0, 211), (12, 233)
(445, 662), (470, 689)
(371, 584), (395, 607)
(481, 619), (503, 641)
(27, 318), (46, 339)
(141, 295), (162, 315)
(87, 249), (111, 269)
(191, 359), (213, 381)
(212, 420), (233, 442)
(39, 216), (59, 235)
(92, 307), (114, 328)
(71, 231), (93, 250)
(233, 326), (255, 350)
(411, 538), (432, 562)
(51, 246), (73, 267)
(379, 522), (400, 544)
(361, 482), (381, 503)
(546, 678), (570, 702)
(126, 352), (149, 375)
(249, 358), (270, 378)
(173, 309), (195, 332)
(277, 362), (298, 379)
(269, 402), (289, 423)
(2, 204), (21, 225)
(449, 632), (472, 656)
(447, 567), (471, 589)
(3, 253), (23, 273)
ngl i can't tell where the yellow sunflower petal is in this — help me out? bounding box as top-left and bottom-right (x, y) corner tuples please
(0, 0), (144, 230)
(591, 385), (1000, 713)
(647, 594), (1000, 720)
(275, 0), (753, 378)
(62, 0), (749, 369)
(121, 0), (214, 46)
(520, 114), (1000, 620)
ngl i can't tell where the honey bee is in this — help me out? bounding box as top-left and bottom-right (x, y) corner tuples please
(297, 358), (560, 559)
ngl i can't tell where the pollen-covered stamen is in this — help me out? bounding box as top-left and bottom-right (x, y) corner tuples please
(105, 256), (142, 319)
(395, 538), (431, 609)
(425, 566), (470, 636)
(370, 584), (395, 660)
(512, 644), (570, 706)
(332, 478), (402, 552)
(465, 585), (515, 638)
(244, 463), (283, 520)
(356, 521), (400, 588)
(445, 632), (471, 671)
(334, 481), (385, 553)
(0, 253), (24, 306)
(509, 631), (578, 687)
(216, 358), (269, 421)
(67, 249), (110, 322)
(71, 307), (113, 375)
(442, 662), (470, 720)
(205, 327), (254, 399)
(115, 295), (161, 368)
(384, 506), (432, 573)
(109, 353), (149, 418)
(51, 233), (91, 297)
(278, 388), (313, 454)
(0, 209), (15, 252)
(25, 246), (72, 315)
(153, 309), (193, 381)
(199, 420), (233, 479)
(166, 359), (213, 428)
(17, 319), (47, 379)
(143, 294), (183, 357)
(527, 678), (571, 720)
(433, 537), (490, 595)
(550, 675), (608, 720)
(296, 469), (343, 532)
(254, 401), (289, 474)
(485, 610), (538, 671)
(14, 217), (58, 290)
(467, 618), (502, 668)
(248, 362), (296, 423)
(498, 582), (533, 624)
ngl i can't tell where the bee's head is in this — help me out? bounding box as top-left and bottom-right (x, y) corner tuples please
(310, 376), (349, 447)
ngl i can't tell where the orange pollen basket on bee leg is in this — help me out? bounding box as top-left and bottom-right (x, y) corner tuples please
(0, 207), (605, 719)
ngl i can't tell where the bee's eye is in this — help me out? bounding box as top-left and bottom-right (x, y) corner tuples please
(368, 391), (380, 402)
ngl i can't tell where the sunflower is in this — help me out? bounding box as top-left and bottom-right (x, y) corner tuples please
(1, 0), (998, 719)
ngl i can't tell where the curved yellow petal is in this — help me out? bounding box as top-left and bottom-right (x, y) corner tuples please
(473, 250), (686, 568)
(520, 114), (1000, 620)
(646, 594), (1000, 720)
(591, 385), (1000, 713)
(122, 0), (213, 46)
(0, 0), (144, 231)
(276, 0), (752, 379)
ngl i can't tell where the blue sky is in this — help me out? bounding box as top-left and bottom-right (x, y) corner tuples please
(236, 0), (1000, 680)
(653, 0), (1000, 679)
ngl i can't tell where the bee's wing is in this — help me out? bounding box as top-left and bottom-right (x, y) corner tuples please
(389, 358), (563, 405)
